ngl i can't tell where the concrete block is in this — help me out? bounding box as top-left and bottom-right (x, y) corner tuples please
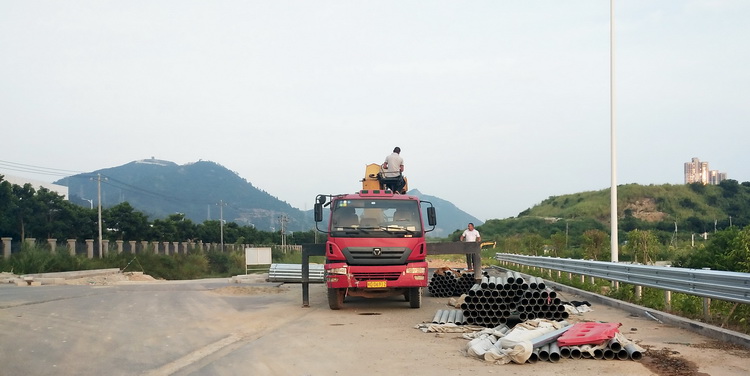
(37, 278), (66, 285)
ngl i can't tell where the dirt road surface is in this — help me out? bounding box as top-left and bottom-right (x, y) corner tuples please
(0, 271), (748, 376)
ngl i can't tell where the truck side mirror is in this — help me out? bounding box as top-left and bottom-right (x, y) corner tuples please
(427, 207), (436, 226)
(314, 203), (323, 222)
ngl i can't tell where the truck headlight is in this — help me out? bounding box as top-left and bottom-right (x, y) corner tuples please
(328, 267), (348, 275)
(406, 267), (425, 274)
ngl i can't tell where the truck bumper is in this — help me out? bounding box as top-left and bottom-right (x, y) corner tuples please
(324, 262), (428, 290)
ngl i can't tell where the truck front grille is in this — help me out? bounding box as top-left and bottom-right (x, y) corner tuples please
(353, 272), (402, 281)
(342, 247), (410, 265)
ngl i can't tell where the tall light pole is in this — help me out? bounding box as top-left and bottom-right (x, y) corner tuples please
(82, 197), (93, 209)
(610, 0), (619, 263)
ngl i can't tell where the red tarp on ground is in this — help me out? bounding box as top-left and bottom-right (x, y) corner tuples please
(557, 322), (622, 346)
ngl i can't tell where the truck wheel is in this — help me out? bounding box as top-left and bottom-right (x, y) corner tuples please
(408, 287), (422, 308)
(328, 288), (345, 310)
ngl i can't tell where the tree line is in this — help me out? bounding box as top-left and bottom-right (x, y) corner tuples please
(0, 176), (315, 245)
(450, 211), (750, 273)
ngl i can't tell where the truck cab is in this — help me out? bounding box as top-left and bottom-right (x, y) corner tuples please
(314, 189), (436, 309)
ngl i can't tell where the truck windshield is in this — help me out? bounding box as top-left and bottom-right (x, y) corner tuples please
(330, 199), (422, 238)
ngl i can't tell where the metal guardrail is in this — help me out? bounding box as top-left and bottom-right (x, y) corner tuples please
(495, 253), (750, 305)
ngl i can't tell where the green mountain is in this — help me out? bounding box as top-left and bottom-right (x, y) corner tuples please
(57, 159), (309, 232)
(55, 158), (481, 235)
(479, 182), (750, 241)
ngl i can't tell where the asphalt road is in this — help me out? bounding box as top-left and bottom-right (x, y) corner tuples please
(1, 274), (749, 376)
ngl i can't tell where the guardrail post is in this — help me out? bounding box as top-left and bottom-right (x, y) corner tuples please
(580, 274), (585, 284)
(664, 290), (672, 311)
(703, 297), (711, 319)
(589, 276), (595, 285)
(635, 285), (642, 302)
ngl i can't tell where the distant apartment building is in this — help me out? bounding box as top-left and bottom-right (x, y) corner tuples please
(684, 157), (727, 185)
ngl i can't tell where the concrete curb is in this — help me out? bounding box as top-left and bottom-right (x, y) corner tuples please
(20, 268), (122, 280)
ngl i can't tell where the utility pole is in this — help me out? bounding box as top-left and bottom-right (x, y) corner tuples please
(92, 174), (107, 258)
(279, 214), (289, 247)
(217, 200), (226, 251)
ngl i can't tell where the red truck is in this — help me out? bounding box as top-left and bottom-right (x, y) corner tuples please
(313, 163), (437, 309)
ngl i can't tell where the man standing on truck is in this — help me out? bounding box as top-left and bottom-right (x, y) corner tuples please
(460, 223), (481, 242)
(382, 146), (405, 193)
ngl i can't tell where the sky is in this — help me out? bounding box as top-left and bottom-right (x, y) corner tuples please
(1, 1), (749, 222)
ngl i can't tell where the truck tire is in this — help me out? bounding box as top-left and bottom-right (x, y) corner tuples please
(408, 287), (422, 308)
(328, 288), (345, 310)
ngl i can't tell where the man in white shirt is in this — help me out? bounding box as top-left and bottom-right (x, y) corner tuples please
(382, 146), (405, 193)
(460, 223), (481, 242)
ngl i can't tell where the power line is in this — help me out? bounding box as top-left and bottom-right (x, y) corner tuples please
(102, 176), (217, 206)
(0, 160), (88, 177)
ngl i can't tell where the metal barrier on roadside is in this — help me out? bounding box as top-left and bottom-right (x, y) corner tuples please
(495, 253), (750, 305)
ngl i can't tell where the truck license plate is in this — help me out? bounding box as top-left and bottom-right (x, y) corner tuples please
(367, 280), (387, 288)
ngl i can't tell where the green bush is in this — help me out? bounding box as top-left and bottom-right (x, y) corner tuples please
(7, 246), (55, 274)
(177, 253), (209, 279)
(671, 293), (703, 318)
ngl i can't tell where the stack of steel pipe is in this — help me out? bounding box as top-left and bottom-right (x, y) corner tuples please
(460, 272), (569, 328)
(431, 309), (467, 325)
(267, 263), (325, 282)
(453, 270), (483, 296)
(428, 269), (458, 297)
(557, 339), (642, 361)
(428, 269), (488, 297)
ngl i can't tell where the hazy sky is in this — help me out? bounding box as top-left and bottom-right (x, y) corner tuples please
(1, 1), (748, 221)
